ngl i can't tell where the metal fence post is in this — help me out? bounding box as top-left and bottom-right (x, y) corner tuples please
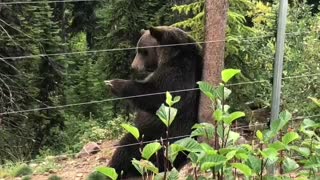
(269, 0), (288, 175)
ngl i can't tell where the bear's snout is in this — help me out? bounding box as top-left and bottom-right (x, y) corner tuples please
(131, 57), (144, 72)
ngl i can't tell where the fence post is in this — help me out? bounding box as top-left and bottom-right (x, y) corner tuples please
(268, 0), (288, 175)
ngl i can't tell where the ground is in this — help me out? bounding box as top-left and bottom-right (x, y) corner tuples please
(24, 141), (115, 180)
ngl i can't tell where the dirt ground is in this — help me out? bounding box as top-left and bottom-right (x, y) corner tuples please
(30, 140), (116, 180)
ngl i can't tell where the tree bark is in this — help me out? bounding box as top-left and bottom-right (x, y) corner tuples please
(198, 0), (228, 123)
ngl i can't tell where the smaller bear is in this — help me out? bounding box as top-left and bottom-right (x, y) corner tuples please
(107, 26), (203, 178)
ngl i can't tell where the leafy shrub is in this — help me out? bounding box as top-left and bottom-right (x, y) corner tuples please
(98, 69), (320, 179)
(48, 175), (62, 180)
(87, 171), (108, 180)
(33, 157), (60, 174)
(11, 164), (32, 177)
(22, 176), (32, 180)
(40, 114), (127, 154)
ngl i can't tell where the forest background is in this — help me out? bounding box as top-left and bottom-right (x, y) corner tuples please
(0, 0), (319, 164)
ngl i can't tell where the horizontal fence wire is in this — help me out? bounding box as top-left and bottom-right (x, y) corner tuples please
(22, 123), (271, 162)
(0, 72), (320, 115)
(24, 115), (320, 163)
(0, 31), (308, 60)
(0, 0), (102, 5)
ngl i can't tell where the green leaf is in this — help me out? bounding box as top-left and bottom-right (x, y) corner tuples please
(302, 119), (319, 129)
(165, 92), (180, 107)
(131, 158), (144, 175)
(214, 109), (223, 121)
(132, 159), (159, 175)
(167, 168), (179, 180)
(290, 146), (310, 157)
(154, 168), (179, 180)
(222, 69), (241, 83)
(246, 155), (261, 174)
(235, 152), (248, 160)
(224, 111), (245, 125)
(174, 137), (202, 153)
(121, 124), (140, 140)
(226, 150), (237, 161)
(142, 142), (162, 160)
(166, 91), (173, 106)
(173, 96), (181, 104)
(268, 111), (292, 139)
(200, 154), (227, 171)
(308, 97), (320, 107)
(223, 87), (232, 100)
(231, 163), (252, 176)
(283, 157), (299, 173)
(156, 104), (178, 127)
(168, 144), (185, 163)
(96, 167), (118, 180)
(256, 130), (263, 141)
(191, 123), (215, 139)
(200, 143), (217, 155)
(261, 148), (279, 159)
(227, 131), (240, 144)
(197, 81), (216, 100)
(268, 142), (286, 151)
(282, 132), (300, 145)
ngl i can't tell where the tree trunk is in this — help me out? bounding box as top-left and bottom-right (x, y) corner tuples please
(198, 0), (228, 123)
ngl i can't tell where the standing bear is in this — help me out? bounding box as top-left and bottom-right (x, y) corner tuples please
(107, 26), (203, 178)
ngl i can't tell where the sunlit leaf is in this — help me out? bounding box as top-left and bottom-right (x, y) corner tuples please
(121, 124), (139, 140)
(96, 167), (118, 180)
(191, 123), (215, 139)
(282, 132), (300, 145)
(142, 142), (161, 160)
(156, 104), (178, 127)
(256, 130), (263, 141)
(174, 137), (202, 153)
(200, 154), (227, 171)
(222, 69), (241, 83)
(231, 163), (252, 176)
(197, 81), (216, 100)
(168, 144), (185, 163)
(224, 111), (245, 125)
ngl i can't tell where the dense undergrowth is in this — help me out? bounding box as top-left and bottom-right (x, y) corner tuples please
(96, 69), (320, 180)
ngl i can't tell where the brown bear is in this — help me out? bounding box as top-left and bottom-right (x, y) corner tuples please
(107, 26), (203, 178)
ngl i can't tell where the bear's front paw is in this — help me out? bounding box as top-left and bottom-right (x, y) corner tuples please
(105, 79), (128, 97)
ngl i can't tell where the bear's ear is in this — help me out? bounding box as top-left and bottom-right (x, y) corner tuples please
(140, 29), (146, 35)
(149, 27), (164, 41)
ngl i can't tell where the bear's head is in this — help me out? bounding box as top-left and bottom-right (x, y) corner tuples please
(131, 26), (199, 72)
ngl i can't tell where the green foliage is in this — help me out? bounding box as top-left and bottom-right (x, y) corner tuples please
(48, 175), (62, 180)
(142, 142), (162, 160)
(11, 164), (33, 177)
(33, 157), (60, 174)
(101, 68), (320, 179)
(132, 158), (159, 176)
(22, 176), (32, 180)
(121, 124), (140, 140)
(96, 167), (118, 180)
(87, 171), (108, 180)
(172, 0), (320, 125)
(0, 0), (172, 163)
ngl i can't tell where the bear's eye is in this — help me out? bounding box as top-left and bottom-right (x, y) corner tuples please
(140, 49), (148, 56)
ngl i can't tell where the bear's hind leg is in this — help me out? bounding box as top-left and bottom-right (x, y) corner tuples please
(109, 133), (141, 179)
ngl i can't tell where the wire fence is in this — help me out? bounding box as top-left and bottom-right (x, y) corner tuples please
(0, 0), (102, 5)
(1, 72), (319, 116)
(0, 1), (319, 168)
(0, 31), (309, 60)
(20, 112), (319, 164)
